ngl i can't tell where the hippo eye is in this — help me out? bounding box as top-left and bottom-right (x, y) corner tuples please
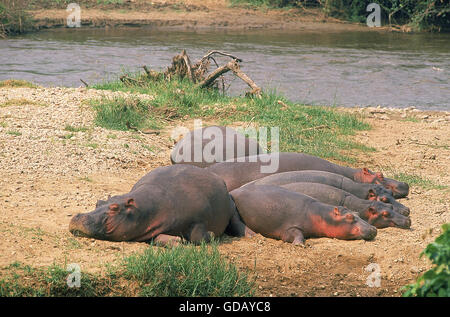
(381, 211), (390, 218)
(380, 197), (389, 203)
(345, 214), (355, 223)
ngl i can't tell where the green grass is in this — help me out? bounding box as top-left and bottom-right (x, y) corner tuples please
(393, 173), (448, 190)
(6, 130), (22, 136)
(64, 125), (89, 133)
(0, 98), (45, 107)
(229, 0), (297, 9)
(121, 242), (255, 297)
(85, 143), (99, 149)
(0, 79), (37, 88)
(92, 74), (372, 163)
(402, 116), (420, 123)
(78, 176), (93, 182)
(0, 262), (113, 297)
(0, 242), (256, 297)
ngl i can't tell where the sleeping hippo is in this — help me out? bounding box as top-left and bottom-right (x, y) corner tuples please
(229, 185), (377, 244)
(69, 165), (235, 245)
(279, 182), (411, 229)
(170, 125), (263, 168)
(216, 152), (409, 198)
(247, 170), (410, 216)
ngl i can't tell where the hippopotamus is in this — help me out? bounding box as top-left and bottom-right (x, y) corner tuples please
(229, 185), (377, 244)
(219, 152), (409, 198)
(69, 165), (235, 244)
(279, 182), (411, 229)
(170, 126), (263, 168)
(247, 170), (410, 216)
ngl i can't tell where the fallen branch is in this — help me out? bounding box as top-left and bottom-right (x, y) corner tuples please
(200, 50), (243, 63)
(80, 79), (89, 87)
(198, 59), (261, 96)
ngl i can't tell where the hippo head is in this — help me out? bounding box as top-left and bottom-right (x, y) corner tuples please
(356, 168), (409, 198)
(322, 207), (377, 241)
(69, 197), (151, 242)
(366, 186), (410, 216)
(362, 202), (411, 229)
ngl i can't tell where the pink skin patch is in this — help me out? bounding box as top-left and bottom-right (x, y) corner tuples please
(308, 208), (361, 240)
(355, 168), (384, 184)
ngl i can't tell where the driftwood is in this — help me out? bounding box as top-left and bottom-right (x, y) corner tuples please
(142, 50), (261, 97)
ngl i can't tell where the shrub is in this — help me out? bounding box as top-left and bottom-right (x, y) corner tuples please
(402, 223), (449, 297)
(0, 0), (33, 37)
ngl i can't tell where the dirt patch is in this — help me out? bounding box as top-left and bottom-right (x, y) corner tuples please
(0, 87), (448, 296)
(29, 0), (371, 32)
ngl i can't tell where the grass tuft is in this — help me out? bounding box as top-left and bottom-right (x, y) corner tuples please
(0, 242), (256, 297)
(393, 173), (448, 190)
(0, 79), (37, 88)
(121, 242), (256, 297)
(91, 74), (372, 163)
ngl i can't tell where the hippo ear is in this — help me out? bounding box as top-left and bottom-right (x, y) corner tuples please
(376, 172), (384, 180)
(95, 199), (108, 209)
(333, 207), (341, 216)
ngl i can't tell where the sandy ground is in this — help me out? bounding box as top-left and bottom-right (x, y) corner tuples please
(0, 86), (448, 297)
(30, 0), (373, 32)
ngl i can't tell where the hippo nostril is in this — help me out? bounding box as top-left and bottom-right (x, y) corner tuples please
(404, 217), (412, 228)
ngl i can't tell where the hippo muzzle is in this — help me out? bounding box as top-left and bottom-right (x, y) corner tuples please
(69, 212), (107, 240)
(358, 222), (377, 241)
(384, 178), (410, 199)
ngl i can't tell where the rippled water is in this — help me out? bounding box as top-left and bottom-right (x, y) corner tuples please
(1, 28), (449, 110)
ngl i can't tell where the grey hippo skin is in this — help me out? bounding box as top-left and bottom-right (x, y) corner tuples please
(280, 182), (411, 229)
(229, 185), (377, 244)
(170, 126), (263, 168)
(69, 165), (235, 245)
(221, 152), (409, 198)
(248, 170), (410, 216)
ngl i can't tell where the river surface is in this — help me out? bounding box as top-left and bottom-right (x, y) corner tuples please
(1, 28), (449, 110)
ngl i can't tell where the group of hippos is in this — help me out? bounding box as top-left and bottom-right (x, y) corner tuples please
(69, 126), (412, 246)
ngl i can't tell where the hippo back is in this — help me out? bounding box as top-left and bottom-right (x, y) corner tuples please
(170, 126), (263, 168)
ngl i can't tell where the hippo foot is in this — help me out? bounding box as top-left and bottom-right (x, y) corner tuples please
(283, 227), (305, 246)
(189, 223), (214, 244)
(153, 234), (183, 247)
(292, 237), (306, 247)
(245, 226), (256, 238)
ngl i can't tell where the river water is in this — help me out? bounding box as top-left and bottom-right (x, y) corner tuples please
(1, 28), (449, 110)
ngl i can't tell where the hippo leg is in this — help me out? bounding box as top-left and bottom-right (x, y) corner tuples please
(225, 211), (256, 237)
(283, 227), (305, 246)
(189, 223), (214, 244)
(153, 234), (183, 247)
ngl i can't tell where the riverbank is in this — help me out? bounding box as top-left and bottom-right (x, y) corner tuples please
(29, 0), (374, 33)
(0, 83), (448, 296)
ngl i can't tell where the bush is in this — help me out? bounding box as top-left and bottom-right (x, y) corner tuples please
(0, 0), (33, 37)
(323, 0), (450, 31)
(402, 223), (449, 297)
